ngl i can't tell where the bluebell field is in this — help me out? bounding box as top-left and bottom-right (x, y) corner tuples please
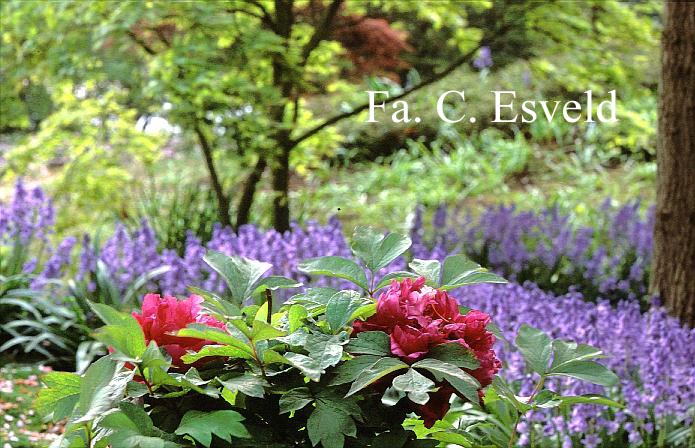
(1, 180), (694, 447)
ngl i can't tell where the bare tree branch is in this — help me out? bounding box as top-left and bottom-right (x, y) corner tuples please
(226, 0), (275, 30)
(244, 0), (276, 30)
(300, 0), (343, 66)
(126, 30), (157, 55)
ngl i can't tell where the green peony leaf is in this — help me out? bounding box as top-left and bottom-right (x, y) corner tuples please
(491, 376), (531, 413)
(35, 372), (81, 421)
(350, 227), (412, 273)
(551, 340), (604, 370)
(140, 341), (170, 371)
(325, 290), (366, 332)
(392, 369), (436, 404)
(90, 303), (146, 360)
(298, 256), (369, 291)
(218, 373), (268, 398)
(188, 286), (241, 318)
(426, 343), (480, 370)
(175, 410), (250, 447)
(177, 324), (253, 356)
(279, 387), (314, 414)
(285, 353), (324, 381)
(254, 275), (302, 292)
(381, 385), (406, 407)
(409, 259), (442, 285)
(251, 319), (286, 342)
(515, 324), (553, 374)
(548, 360), (619, 387)
(330, 355), (384, 386)
(76, 356), (133, 423)
(440, 254), (507, 290)
(555, 394), (624, 408)
(373, 271), (419, 291)
(346, 357), (408, 396)
(204, 250), (272, 303)
(101, 402), (180, 448)
(303, 332), (349, 370)
(181, 345), (253, 364)
(307, 401), (357, 448)
(345, 331), (390, 356)
(285, 287), (339, 315)
(288, 305), (309, 332)
(412, 358), (480, 403)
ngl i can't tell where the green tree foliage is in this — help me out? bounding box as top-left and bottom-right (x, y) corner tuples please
(0, 0), (661, 231)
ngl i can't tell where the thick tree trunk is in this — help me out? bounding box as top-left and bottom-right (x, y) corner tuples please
(269, 0), (295, 232)
(271, 141), (292, 232)
(651, 2), (695, 327)
(235, 157), (267, 228)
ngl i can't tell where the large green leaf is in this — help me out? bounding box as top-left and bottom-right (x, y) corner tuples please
(392, 368), (437, 405)
(412, 358), (480, 403)
(532, 389), (624, 409)
(307, 401), (357, 448)
(76, 356), (133, 423)
(548, 360), (619, 387)
(373, 271), (419, 291)
(175, 410), (250, 447)
(303, 332), (349, 370)
(181, 344), (253, 364)
(330, 355), (384, 386)
(279, 387), (314, 414)
(491, 376), (531, 413)
(101, 402), (180, 448)
(35, 372), (81, 420)
(218, 373), (268, 398)
(204, 251), (272, 303)
(408, 259), (442, 285)
(515, 324), (553, 374)
(440, 255), (507, 290)
(346, 357), (408, 396)
(426, 343), (480, 369)
(177, 324), (253, 355)
(189, 286), (241, 318)
(251, 319), (286, 342)
(345, 331), (390, 356)
(550, 340), (604, 370)
(288, 304), (309, 332)
(285, 353), (324, 381)
(90, 303), (147, 360)
(253, 276), (302, 293)
(325, 290), (366, 332)
(299, 256), (369, 290)
(350, 227), (412, 272)
(285, 288), (339, 315)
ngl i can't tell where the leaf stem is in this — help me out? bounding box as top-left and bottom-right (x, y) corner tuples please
(508, 375), (546, 448)
(265, 289), (273, 323)
(137, 364), (154, 395)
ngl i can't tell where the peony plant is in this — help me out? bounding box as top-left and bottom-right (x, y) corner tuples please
(36, 227), (620, 448)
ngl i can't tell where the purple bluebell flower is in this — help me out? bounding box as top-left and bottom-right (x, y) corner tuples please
(473, 46), (493, 70)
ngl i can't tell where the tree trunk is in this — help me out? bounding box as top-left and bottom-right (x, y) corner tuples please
(235, 157), (267, 228)
(269, 0), (294, 232)
(651, 2), (695, 327)
(271, 140), (292, 232)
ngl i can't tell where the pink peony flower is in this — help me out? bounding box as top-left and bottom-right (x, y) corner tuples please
(352, 277), (501, 427)
(132, 293), (226, 369)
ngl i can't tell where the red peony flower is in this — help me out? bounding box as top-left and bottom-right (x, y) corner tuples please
(390, 322), (447, 362)
(411, 385), (455, 428)
(132, 293), (226, 369)
(352, 277), (501, 427)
